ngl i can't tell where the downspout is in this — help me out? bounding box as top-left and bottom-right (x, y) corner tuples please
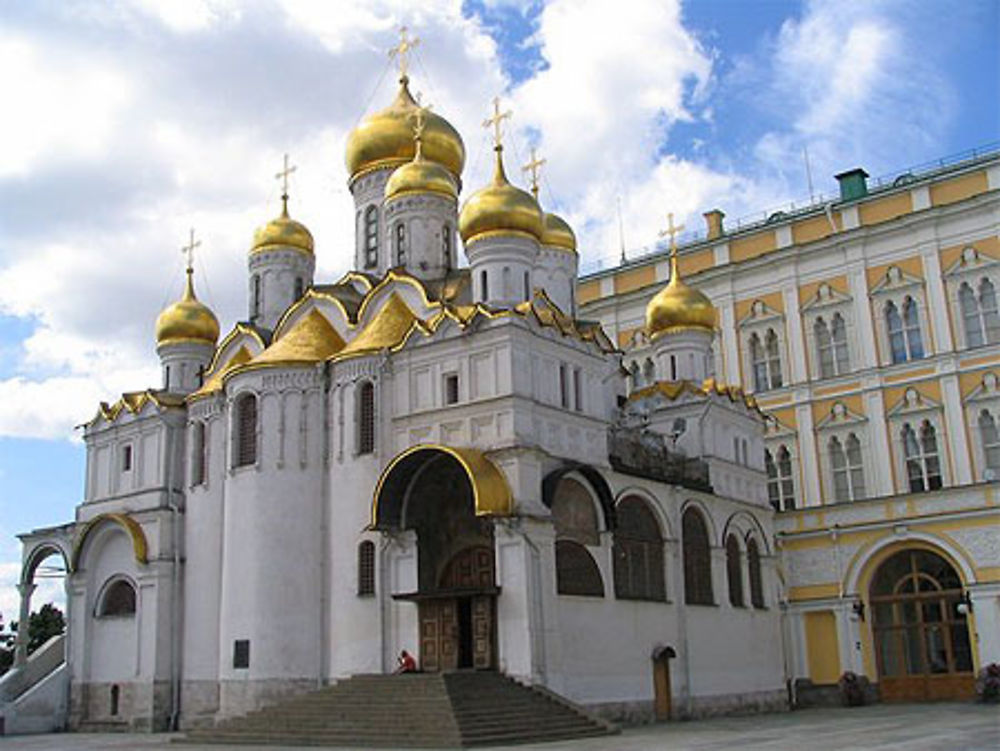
(165, 417), (182, 730)
(318, 362), (331, 688)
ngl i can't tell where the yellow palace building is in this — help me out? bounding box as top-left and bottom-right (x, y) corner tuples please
(579, 146), (1000, 703)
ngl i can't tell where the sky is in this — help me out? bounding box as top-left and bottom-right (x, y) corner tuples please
(0, 0), (997, 620)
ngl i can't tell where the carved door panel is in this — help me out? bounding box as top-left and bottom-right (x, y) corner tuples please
(439, 599), (459, 671)
(419, 599), (459, 673)
(472, 596), (494, 669)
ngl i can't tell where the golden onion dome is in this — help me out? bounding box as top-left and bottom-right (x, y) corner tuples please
(346, 76), (465, 181)
(252, 199), (314, 254)
(459, 147), (544, 245)
(645, 253), (716, 338)
(541, 211), (576, 252)
(384, 138), (458, 201)
(155, 270), (220, 346)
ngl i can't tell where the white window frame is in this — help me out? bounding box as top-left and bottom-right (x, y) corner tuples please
(944, 246), (1000, 350)
(815, 402), (869, 503)
(764, 417), (799, 511)
(963, 370), (1000, 481)
(870, 265), (930, 366)
(887, 387), (949, 494)
(739, 300), (788, 394)
(802, 283), (856, 380)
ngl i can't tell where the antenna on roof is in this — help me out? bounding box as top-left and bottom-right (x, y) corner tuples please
(803, 146), (816, 204)
(617, 195), (626, 265)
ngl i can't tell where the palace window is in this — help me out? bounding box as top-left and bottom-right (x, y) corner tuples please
(725, 535), (743, 607)
(682, 507), (713, 605)
(358, 381), (375, 455)
(815, 313), (850, 378)
(886, 297), (924, 363)
(97, 578), (137, 617)
(747, 539), (764, 608)
(978, 409), (1000, 473)
(357, 540), (375, 596)
(613, 496), (665, 601)
(960, 279), (1000, 348)
(192, 421), (207, 486)
(902, 420), (942, 492)
(395, 222), (406, 266)
(830, 433), (866, 502)
(765, 446), (796, 511)
(750, 329), (783, 391)
(234, 394), (258, 467)
(364, 205), (379, 269)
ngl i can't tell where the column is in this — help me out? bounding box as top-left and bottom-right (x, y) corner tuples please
(795, 405), (822, 507)
(718, 298), (741, 387)
(848, 266), (879, 368)
(14, 581), (35, 666)
(782, 285), (808, 384)
(921, 247), (954, 354)
(863, 389), (896, 496)
(941, 373), (973, 484)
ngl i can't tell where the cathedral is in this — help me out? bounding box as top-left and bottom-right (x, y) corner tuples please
(3, 38), (999, 737)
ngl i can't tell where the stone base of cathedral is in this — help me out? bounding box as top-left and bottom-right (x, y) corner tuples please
(177, 680), (220, 729)
(217, 678), (319, 721)
(68, 680), (171, 732)
(586, 687), (788, 724)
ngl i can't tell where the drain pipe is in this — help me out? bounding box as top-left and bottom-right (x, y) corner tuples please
(165, 419), (183, 730)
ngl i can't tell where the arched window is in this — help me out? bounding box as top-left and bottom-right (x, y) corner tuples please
(191, 421), (207, 486)
(765, 446), (796, 510)
(442, 223), (452, 269)
(725, 535), (743, 607)
(831, 313), (850, 374)
(643, 358), (655, 385)
(830, 433), (866, 501)
(364, 205), (379, 268)
(251, 274), (262, 319)
(902, 420), (942, 492)
(960, 282), (983, 347)
(480, 269), (489, 301)
(815, 317), (834, 378)
(886, 300), (906, 363)
(555, 541), (605, 597)
(980, 278), (1000, 344)
(902, 296), (924, 360)
(358, 381), (375, 455)
(98, 578), (137, 617)
(357, 540), (375, 596)
(817, 315), (849, 377)
(394, 222), (406, 266)
(613, 496), (665, 601)
(682, 507), (713, 605)
(765, 329), (783, 388)
(747, 539), (764, 608)
(234, 394), (257, 467)
(750, 333), (766, 391)
(979, 410), (1000, 473)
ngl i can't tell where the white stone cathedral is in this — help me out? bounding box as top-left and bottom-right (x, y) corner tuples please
(6, 60), (784, 733)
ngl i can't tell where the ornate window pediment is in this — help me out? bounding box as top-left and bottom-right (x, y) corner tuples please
(801, 282), (852, 312)
(943, 245), (1000, 278)
(816, 401), (868, 431)
(737, 298), (783, 328)
(886, 387), (941, 419)
(870, 264), (924, 296)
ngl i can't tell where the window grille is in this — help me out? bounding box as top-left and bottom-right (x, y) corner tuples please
(682, 508), (713, 605)
(364, 206), (379, 268)
(358, 381), (375, 455)
(613, 496), (665, 601)
(235, 394), (257, 467)
(192, 421), (206, 486)
(555, 540), (605, 597)
(748, 539), (764, 608)
(357, 540), (375, 596)
(395, 223), (406, 266)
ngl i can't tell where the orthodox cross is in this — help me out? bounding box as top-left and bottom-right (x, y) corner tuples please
(658, 212), (684, 255)
(181, 228), (200, 274)
(522, 148), (546, 199)
(483, 96), (512, 149)
(275, 153), (297, 210)
(411, 94), (431, 140)
(389, 26), (419, 78)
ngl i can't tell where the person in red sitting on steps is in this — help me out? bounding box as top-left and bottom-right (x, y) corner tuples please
(395, 649), (417, 673)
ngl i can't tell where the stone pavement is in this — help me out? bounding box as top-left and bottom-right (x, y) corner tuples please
(2, 703), (998, 751)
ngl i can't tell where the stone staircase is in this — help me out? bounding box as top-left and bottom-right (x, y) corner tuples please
(182, 671), (617, 747)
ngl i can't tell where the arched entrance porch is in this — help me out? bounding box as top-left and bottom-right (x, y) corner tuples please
(868, 548), (975, 701)
(13, 529), (73, 669)
(372, 445), (513, 672)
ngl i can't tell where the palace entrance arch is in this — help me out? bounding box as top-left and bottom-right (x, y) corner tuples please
(372, 446), (512, 672)
(869, 548), (975, 701)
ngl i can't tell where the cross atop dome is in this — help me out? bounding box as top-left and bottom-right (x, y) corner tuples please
(181, 228), (200, 276)
(522, 148), (546, 200)
(389, 26), (419, 80)
(275, 154), (297, 214)
(483, 96), (512, 150)
(658, 212), (684, 256)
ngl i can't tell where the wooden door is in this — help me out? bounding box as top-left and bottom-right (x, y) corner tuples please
(653, 658), (671, 721)
(419, 599), (459, 672)
(471, 596), (494, 669)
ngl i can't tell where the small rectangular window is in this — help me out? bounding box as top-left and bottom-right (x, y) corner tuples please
(559, 364), (569, 409)
(233, 639), (250, 669)
(573, 368), (583, 412)
(122, 445), (132, 472)
(444, 373), (459, 405)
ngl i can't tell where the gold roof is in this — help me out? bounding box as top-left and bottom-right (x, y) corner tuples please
(541, 211), (576, 252)
(155, 269), (220, 346)
(645, 251), (715, 338)
(337, 292), (424, 359)
(189, 345), (253, 400)
(252, 199), (314, 254)
(250, 309), (345, 367)
(627, 377), (760, 414)
(90, 389), (185, 426)
(345, 76), (465, 181)
(459, 146), (544, 245)
(384, 139), (458, 201)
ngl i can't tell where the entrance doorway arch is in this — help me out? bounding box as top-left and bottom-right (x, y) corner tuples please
(869, 548), (974, 701)
(13, 535), (72, 667)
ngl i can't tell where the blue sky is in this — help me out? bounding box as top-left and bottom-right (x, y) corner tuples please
(0, 0), (997, 616)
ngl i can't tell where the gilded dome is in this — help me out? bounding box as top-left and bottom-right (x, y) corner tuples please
(345, 76), (465, 181)
(459, 147), (544, 245)
(384, 140), (458, 201)
(252, 201), (314, 254)
(541, 211), (576, 252)
(645, 255), (715, 338)
(155, 270), (220, 346)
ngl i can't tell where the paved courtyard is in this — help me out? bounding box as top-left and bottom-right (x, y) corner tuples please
(2, 703), (997, 751)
